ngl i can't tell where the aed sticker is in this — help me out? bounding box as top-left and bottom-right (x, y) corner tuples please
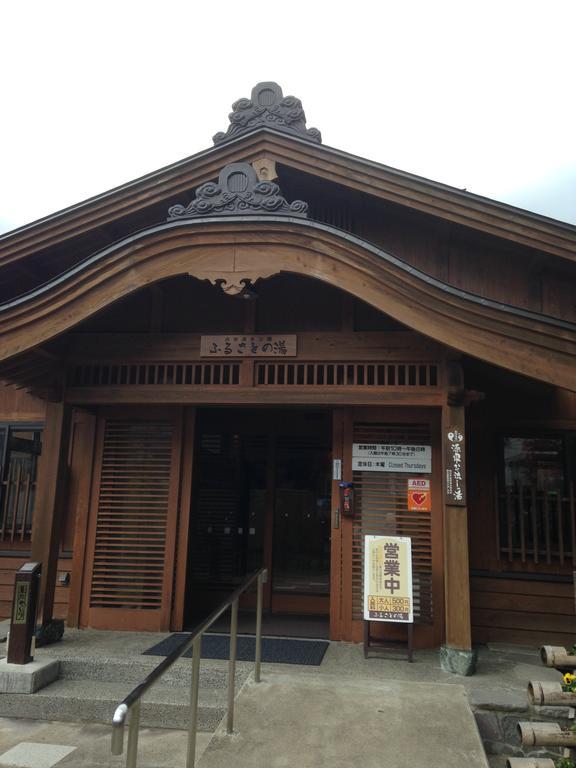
(407, 478), (431, 511)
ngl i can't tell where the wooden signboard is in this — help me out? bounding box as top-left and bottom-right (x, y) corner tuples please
(444, 426), (466, 505)
(200, 335), (297, 358)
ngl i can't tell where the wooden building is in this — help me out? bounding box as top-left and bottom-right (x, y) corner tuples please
(0, 82), (574, 656)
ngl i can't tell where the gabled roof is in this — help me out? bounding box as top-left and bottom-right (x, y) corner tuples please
(1, 127), (575, 269)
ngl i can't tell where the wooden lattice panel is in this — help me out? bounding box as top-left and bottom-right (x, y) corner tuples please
(256, 362), (439, 387)
(69, 362), (241, 387)
(89, 419), (175, 610)
(497, 481), (575, 567)
(351, 422), (434, 624)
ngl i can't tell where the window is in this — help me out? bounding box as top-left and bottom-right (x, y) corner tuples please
(0, 425), (42, 543)
(497, 434), (575, 567)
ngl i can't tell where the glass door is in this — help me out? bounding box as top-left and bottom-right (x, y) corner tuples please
(187, 409), (332, 620)
(271, 420), (332, 615)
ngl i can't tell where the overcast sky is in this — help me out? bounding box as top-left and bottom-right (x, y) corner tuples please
(1, 0), (575, 237)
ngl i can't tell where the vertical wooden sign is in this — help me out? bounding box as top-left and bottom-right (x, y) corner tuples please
(444, 426), (466, 506)
(363, 535), (413, 623)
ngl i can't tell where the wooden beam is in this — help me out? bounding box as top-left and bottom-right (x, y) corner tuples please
(171, 407), (195, 630)
(66, 331), (445, 362)
(64, 386), (445, 407)
(30, 401), (72, 627)
(442, 362), (472, 650)
(66, 409), (97, 628)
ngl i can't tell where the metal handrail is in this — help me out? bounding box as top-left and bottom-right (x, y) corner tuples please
(111, 567), (267, 768)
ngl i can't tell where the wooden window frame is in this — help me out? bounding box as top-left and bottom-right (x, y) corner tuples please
(495, 429), (576, 573)
(0, 421), (43, 548)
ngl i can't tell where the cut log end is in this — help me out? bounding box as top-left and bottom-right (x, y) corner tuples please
(518, 720), (576, 747)
(527, 679), (575, 705)
(540, 645), (576, 670)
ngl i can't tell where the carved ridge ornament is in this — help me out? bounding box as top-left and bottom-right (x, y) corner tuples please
(213, 81), (321, 145)
(167, 163), (308, 220)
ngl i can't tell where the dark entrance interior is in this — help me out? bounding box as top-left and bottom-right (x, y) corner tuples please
(185, 408), (332, 636)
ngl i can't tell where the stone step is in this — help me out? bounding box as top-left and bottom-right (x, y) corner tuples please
(57, 654), (247, 689)
(0, 677), (233, 731)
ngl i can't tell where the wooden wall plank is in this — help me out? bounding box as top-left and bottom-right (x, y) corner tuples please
(0, 556), (71, 620)
(0, 387), (45, 421)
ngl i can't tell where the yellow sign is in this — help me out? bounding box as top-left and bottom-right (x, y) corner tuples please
(364, 535), (413, 623)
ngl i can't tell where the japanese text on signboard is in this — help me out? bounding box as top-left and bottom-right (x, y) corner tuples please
(353, 444), (431, 473)
(200, 335), (297, 358)
(364, 536), (413, 623)
(445, 427), (466, 505)
(12, 581), (29, 625)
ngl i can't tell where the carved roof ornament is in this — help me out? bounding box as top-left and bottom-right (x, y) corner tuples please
(213, 82), (322, 145)
(167, 163), (309, 220)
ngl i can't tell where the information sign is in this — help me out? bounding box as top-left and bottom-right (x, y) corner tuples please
(407, 478), (431, 511)
(363, 535), (413, 623)
(352, 443), (431, 473)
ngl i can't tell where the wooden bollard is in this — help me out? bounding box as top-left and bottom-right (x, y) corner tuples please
(528, 680), (576, 705)
(540, 645), (576, 670)
(506, 759), (555, 768)
(518, 720), (576, 747)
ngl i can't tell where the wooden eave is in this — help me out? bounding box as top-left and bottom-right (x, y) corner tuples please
(0, 217), (574, 392)
(1, 129), (575, 270)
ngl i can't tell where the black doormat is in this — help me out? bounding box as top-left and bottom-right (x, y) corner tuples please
(142, 633), (329, 666)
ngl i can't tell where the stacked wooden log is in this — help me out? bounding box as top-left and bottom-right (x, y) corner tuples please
(506, 646), (576, 768)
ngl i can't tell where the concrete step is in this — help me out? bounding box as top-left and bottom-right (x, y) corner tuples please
(0, 677), (230, 731)
(58, 654), (246, 689)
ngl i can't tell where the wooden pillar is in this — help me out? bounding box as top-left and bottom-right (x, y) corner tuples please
(442, 362), (472, 651)
(30, 401), (72, 627)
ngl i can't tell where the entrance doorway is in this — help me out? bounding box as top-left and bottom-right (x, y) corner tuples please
(185, 409), (332, 630)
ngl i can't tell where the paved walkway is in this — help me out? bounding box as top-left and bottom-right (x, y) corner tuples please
(198, 672), (489, 768)
(0, 718), (212, 767)
(0, 630), (561, 767)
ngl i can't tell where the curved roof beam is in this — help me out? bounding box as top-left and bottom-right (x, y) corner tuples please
(0, 216), (574, 391)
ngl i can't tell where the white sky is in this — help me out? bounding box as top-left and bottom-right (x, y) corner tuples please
(1, 0), (575, 236)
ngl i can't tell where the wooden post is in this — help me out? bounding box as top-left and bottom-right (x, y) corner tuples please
(442, 362), (473, 657)
(30, 401), (72, 629)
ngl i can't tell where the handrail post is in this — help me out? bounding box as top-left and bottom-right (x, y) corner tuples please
(255, 571), (264, 683)
(227, 597), (239, 734)
(110, 568), (266, 764)
(186, 635), (202, 768)
(125, 700), (141, 768)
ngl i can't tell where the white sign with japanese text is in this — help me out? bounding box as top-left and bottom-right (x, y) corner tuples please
(364, 535), (413, 623)
(352, 443), (431, 473)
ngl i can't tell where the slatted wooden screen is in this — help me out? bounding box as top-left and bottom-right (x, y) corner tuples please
(82, 414), (181, 631)
(351, 422), (434, 625)
(69, 362), (241, 387)
(496, 480), (575, 568)
(256, 362), (439, 388)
